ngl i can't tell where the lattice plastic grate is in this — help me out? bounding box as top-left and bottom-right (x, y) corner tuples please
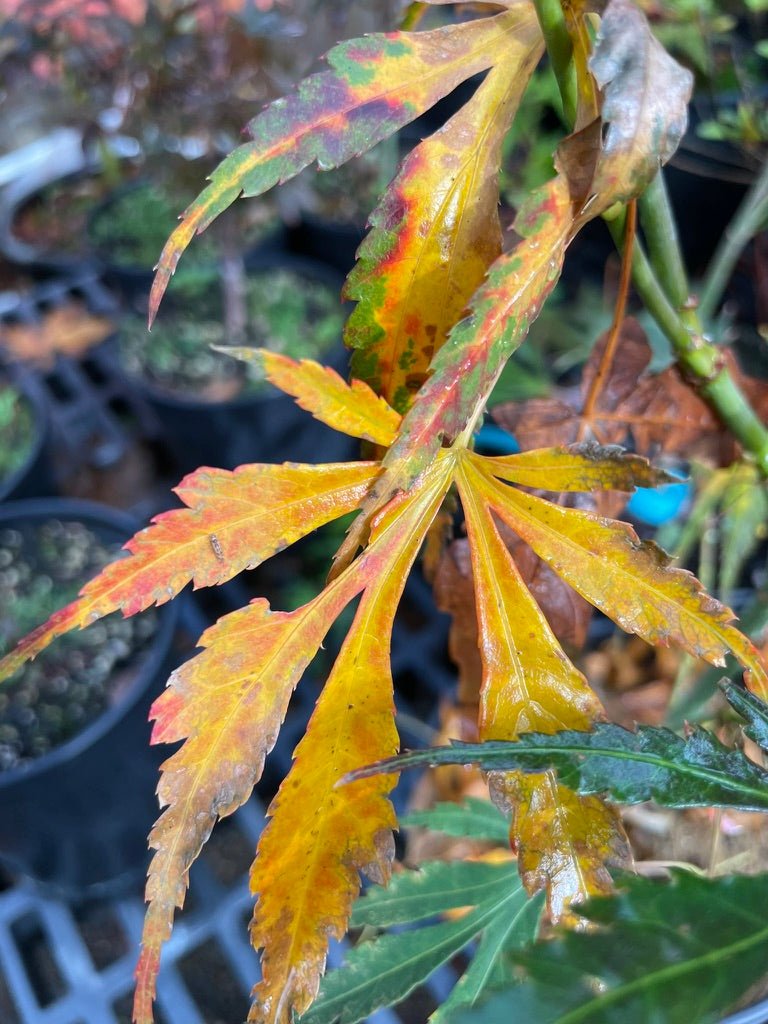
(0, 558), (458, 1024)
(0, 795), (465, 1024)
(2, 276), (764, 1024)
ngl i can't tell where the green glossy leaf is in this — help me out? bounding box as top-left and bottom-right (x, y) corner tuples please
(400, 799), (510, 844)
(351, 722), (768, 811)
(722, 679), (768, 753)
(431, 888), (542, 1022)
(444, 871), (768, 1024)
(302, 874), (537, 1024)
(351, 859), (516, 928)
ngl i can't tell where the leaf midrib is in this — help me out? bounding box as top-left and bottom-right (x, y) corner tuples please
(306, 883), (527, 1023)
(549, 919), (768, 1024)
(479, 466), (730, 657)
(415, 734), (768, 810)
(207, 11), (528, 199)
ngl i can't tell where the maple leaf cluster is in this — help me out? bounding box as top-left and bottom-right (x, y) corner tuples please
(1, 2), (767, 1023)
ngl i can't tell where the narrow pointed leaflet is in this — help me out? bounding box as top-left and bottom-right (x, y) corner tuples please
(472, 459), (768, 694)
(443, 872), (768, 1024)
(456, 453), (626, 921)
(364, 0), (693, 519)
(303, 865), (538, 1024)
(477, 443), (675, 493)
(134, 454), (455, 1024)
(361, 722), (768, 812)
(0, 461), (380, 684)
(456, 453), (601, 739)
(149, 6), (534, 320)
(249, 458), (454, 1024)
(331, 171), (577, 576)
(134, 588), (358, 1024)
(371, 173), (575, 508)
(344, 13), (543, 413)
(217, 348), (401, 447)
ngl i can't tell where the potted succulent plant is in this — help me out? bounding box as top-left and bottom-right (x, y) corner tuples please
(112, 254), (355, 474)
(88, 175), (286, 296)
(0, 498), (181, 898)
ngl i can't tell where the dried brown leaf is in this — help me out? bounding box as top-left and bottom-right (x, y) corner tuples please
(1, 303), (113, 366)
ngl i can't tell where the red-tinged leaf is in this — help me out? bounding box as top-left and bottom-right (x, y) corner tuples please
(134, 456), (455, 1024)
(249, 460), (453, 1023)
(472, 462), (768, 694)
(582, 0), (693, 217)
(332, 173), (577, 574)
(218, 348), (401, 447)
(134, 587), (358, 1024)
(344, 10), (543, 414)
(477, 443), (675, 493)
(456, 457), (601, 739)
(385, 174), (574, 476)
(149, 9), (530, 319)
(0, 462), (380, 685)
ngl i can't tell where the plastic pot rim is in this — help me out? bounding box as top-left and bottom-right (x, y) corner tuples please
(0, 129), (139, 270)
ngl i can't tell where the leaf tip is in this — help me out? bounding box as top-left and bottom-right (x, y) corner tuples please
(133, 943), (161, 1024)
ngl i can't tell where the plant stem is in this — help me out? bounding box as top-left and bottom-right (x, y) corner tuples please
(637, 172), (690, 313)
(536, 0), (768, 473)
(698, 156), (768, 323)
(580, 200), (636, 432)
(532, 0), (578, 127)
(399, 2), (426, 30)
(607, 213), (768, 474)
(606, 213), (712, 372)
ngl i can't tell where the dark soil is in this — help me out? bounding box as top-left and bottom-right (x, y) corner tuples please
(11, 173), (135, 259)
(0, 519), (159, 771)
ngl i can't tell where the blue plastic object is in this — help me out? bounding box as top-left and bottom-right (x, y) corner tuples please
(475, 422), (520, 455)
(627, 480), (692, 526)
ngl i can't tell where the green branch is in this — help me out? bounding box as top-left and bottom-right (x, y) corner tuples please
(637, 173), (690, 315)
(699, 157), (768, 324)
(608, 209), (768, 475)
(532, 0), (577, 126)
(534, 2), (768, 473)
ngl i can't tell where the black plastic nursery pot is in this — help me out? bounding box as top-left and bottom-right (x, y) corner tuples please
(87, 178), (289, 299)
(0, 131), (141, 276)
(286, 214), (365, 275)
(0, 371), (53, 503)
(112, 253), (359, 476)
(0, 499), (181, 900)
